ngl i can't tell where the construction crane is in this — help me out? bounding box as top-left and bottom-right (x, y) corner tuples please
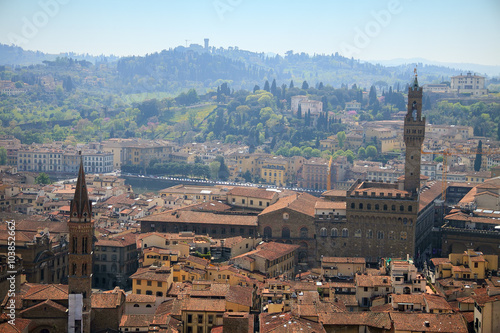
(420, 148), (500, 202)
(327, 156), (333, 191)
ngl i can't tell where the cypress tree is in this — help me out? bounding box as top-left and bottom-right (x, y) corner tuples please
(474, 140), (482, 172)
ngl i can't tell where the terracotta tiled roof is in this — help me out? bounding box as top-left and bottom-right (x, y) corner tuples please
(96, 232), (138, 247)
(126, 294), (156, 303)
(419, 182), (443, 212)
(178, 298), (226, 313)
(392, 293), (425, 305)
(120, 314), (155, 328)
(445, 211), (498, 225)
(314, 201), (346, 210)
(243, 242), (300, 262)
(259, 193), (319, 217)
(390, 313), (468, 333)
(260, 312), (326, 333)
(226, 285), (253, 307)
(227, 187), (278, 200)
(19, 299), (67, 315)
(139, 210), (258, 226)
(0, 313), (31, 333)
(91, 290), (124, 308)
(130, 267), (172, 282)
(424, 294), (453, 311)
(355, 274), (391, 288)
(22, 284), (68, 300)
(430, 258), (451, 266)
(319, 311), (391, 329)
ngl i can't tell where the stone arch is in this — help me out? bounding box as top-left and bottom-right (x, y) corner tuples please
(449, 242), (467, 254)
(282, 227), (291, 239)
(263, 226), (272, 239)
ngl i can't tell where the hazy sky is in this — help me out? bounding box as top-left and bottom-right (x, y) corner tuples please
(1, 0), (499, 65)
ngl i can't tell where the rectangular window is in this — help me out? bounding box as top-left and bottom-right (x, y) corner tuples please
(147, 281), (152, 286)
(137, 279), (141, 285)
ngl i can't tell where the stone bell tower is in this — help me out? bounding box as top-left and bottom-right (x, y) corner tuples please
(68, 153), (93, 333)
(404, 69), (426, 195)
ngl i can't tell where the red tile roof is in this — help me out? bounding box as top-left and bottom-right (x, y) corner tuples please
(228, 187), (278, 200)
(259, 192), (319, 217)
(319, 311), (391, 329)
(390, 313), (468, 333)
(139, 210), (258, 226)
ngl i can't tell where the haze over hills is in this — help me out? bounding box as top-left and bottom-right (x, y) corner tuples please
(1, 43), (498, 94)
(364, 57), (500, 77)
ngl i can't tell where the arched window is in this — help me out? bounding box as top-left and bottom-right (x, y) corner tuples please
(72, 263), (77, 275)
(392, 205), (396, 211)
(282, 227), (290, 239)
(375, 204), (379, 210)
(388, 231), (395, 240)
(320, 228), (327, 237)
(400, 205), (404, 212)
(400, 232), (407, 240)
(403, 218), (408, 225)
(377, 231), (384, 239)
(383, 204), (387, 211)
(133, 304), (139, 307)
(398, 217), (402, 223)
(367, 204), (371, 210)
(354, 229), (362, 238)
(359, 203), (363, 209)
(408, 205), (413, 212)
(367, 230), (373, 239)
(263, 226), (272, 239)
(331, 228), (338, 237)
(342, 228), (349, 238)
(300, 227), (308, 238)
(351, 203), (355, 209)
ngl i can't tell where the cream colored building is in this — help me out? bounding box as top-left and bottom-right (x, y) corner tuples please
(321, 257), (366, 278)
(451, 72), (487, 95)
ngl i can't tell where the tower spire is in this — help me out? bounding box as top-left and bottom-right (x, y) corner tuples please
(70, 151), (91, 220)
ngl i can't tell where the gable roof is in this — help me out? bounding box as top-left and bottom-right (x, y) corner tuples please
(22, 284), (68, 301)
(259, 193), (319, 217)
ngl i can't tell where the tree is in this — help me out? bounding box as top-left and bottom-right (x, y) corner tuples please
(301, 81), (309, 90)
(337, 131), (346, 149)
(270, 79), (277, 96)
(253, 85), (260, 93)
(35, 173), (51, 185)
(263, 80), (270, 92)
(289, 80), (294, 89)
(297, 104), (302, 119)
(434, 156), (443, 163)
(357, 147), (366, 159)
(368, 85), (377, 106)
(216, 155), (229, 180)
(474, 140), (482, 171)
(0, 146), (6, 165)
(497, 121), (500, 140)
(366, 145), (377, 159)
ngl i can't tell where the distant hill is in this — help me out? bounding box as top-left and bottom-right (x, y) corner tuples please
(0, 44), (119, 67)
(0, 43), (496, 93)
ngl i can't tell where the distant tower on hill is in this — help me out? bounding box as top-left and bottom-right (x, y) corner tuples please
(68, 152), (94, 333)
(404, 68), (426, 195)
(204, 38), (209, 50)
